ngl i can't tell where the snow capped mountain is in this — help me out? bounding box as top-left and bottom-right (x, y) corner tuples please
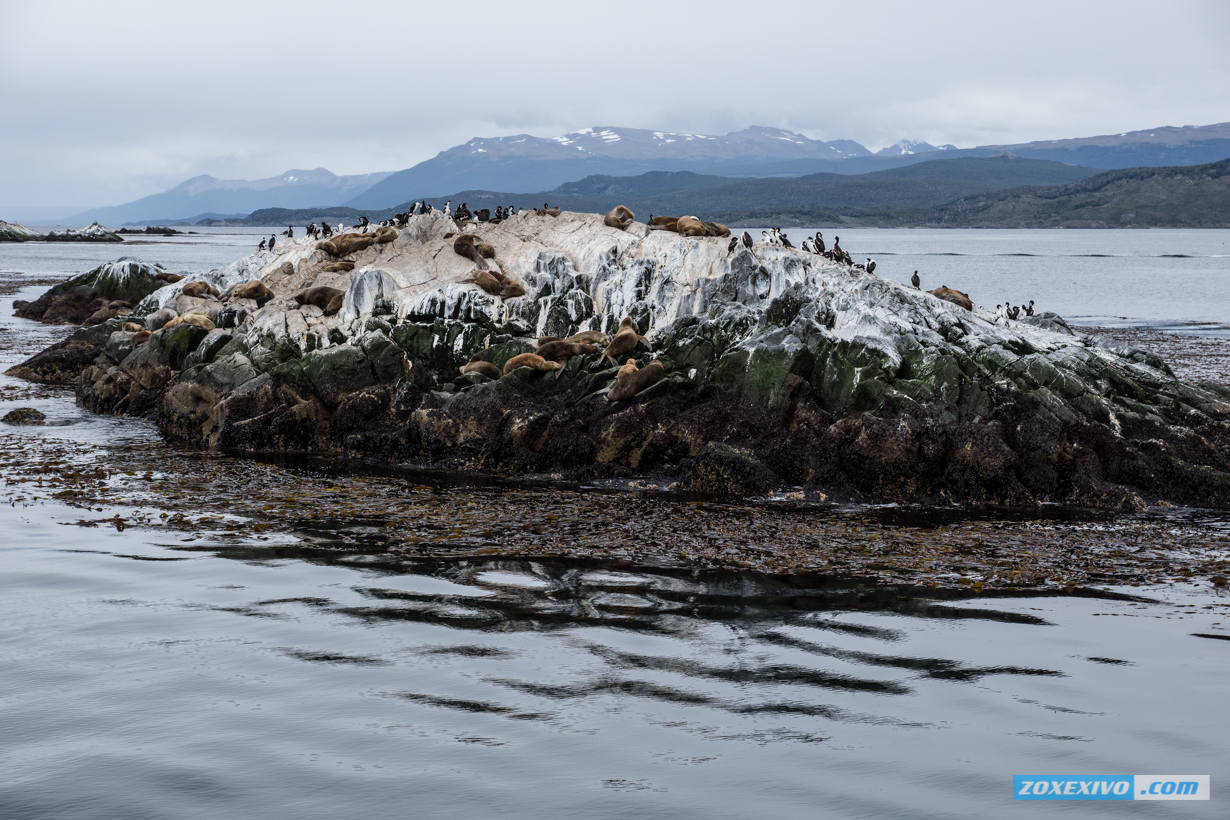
(345, 126), (874, 208)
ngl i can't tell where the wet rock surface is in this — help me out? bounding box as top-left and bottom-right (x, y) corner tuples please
(10, 211), (1230, 509)
(2, 407), (45, 425)
(13, 258), (167, 325)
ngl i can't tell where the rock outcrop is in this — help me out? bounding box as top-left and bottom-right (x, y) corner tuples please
(12, 210), (1230, 507)
(0, 220), (122, 243)
(14, 258), (169, 325)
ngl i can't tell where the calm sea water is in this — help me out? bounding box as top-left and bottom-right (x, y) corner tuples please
(2, 230), (1229, 818)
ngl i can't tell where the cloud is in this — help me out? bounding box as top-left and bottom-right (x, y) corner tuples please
(1, 0), (1227, 208)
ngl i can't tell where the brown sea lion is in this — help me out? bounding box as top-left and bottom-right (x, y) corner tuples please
(325, 294), (344, 315)
(129, 330), (151, 348)
(564, 330), (610, 347)
(502, 353), (562, 376)
(500, 279), (526, 298)
(704, 221), (731, 237)
(607, 359), (666, 402)
(544, 207), (562, 217)
(322, 260), (355, 273)
(599, 316), (648, 365)
(453, 234), (487, 270)
(295, 286), (345, 311)
(460, 352), (501, 381)
(928, 286), (973, 311)
(181, 281), (221, 299)
(318, 232), (377, 257)
(476, 241), (496, 259)
(121, 321), (144, 332)
(536, 340), (597, 363)
(604, 206), (635, 230)
(675, 216), (709, 237)
(155, 272), (184, 284)
(373, 225), (398, 244)
(536, 335), (563, 346)
(468, 270), (504, 296)
(226, 280), (274, 303)
(162, 312), (215, 332)
(647, 215), (679, 231)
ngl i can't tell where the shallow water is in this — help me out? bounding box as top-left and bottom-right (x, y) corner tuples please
(2, 231), (1230, 818)
(774, 228), (1230, 330)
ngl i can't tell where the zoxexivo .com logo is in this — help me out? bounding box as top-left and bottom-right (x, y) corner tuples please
(1014, 775), (1209, 800)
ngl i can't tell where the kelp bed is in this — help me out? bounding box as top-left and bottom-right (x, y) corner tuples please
(4, 423), (1230, 596)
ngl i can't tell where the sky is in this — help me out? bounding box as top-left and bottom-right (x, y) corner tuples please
(2, 0), (1228, 215)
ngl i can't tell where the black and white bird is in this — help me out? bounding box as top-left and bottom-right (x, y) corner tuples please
(282, 225), (293, 238)
(779, 230), (793, 249)
(865, 258), (876, 275)
(443, 201), (452, 218)
(1009, 304), (1020, 320)
(258, 238), (266, 251)
(801, 238), (815, 253)
(728, 236), (739, 254)
(268, 234), (276, 252)
(814, 232), (825, 254)
(741, 231), (753, 249)
(911, 270), (920, 289)
(1025, 300), (1035, 316)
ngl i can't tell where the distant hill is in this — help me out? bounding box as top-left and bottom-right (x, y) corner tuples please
(217, 156), (1102, 227)
(63, 121), (1230, 225)
(929, 158), (1230, 227)
(441, 156), (1101, 218)
(343, 126), (874, 208)
(68, 168), (393, 226)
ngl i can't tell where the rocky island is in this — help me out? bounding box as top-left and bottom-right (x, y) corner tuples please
(0, 220), (123, 243)
(10, 210), (1230, 509)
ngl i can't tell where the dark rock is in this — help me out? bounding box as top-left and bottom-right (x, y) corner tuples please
(15, 259), (169, 325)
(2, 407), (46, 425)
(681, 444), (780, 497)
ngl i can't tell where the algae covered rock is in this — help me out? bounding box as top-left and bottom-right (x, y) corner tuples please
(15, 258), (169, 325)
(11, 209), (1230, 508)
(2, 407), (46, 425)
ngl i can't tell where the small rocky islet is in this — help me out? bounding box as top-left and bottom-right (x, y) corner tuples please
(8, 209), (1230, 511)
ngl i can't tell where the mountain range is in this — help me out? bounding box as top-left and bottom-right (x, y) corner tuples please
(54, 121), (1230, 225)
(69, 168), (392, 226)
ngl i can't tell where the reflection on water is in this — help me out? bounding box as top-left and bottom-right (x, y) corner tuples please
(3, 513), (1229, 819)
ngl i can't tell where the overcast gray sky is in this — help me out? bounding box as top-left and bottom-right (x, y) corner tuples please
(2, 0), (1228, 211)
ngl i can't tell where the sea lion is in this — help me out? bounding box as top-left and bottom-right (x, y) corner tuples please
(675, 216), (709, 237)
(325, 294), (344, 315)
(373, 225), (398, 244)
(476, 241), (496, 259)
(647, 215), (678, 231)
(502, 352), (562, 376)
(317, 232), (376, 257)
(155, 272), (184, 284)
(563, 330), (610, 347)
(703, 221), (731, 237)
(453, 234), (487, 270)
(536, 339), (597, 363)
(604, 205), (635, 230)
(226, 280), (274, 304)
(607, 359), (666, 402)
(121, 321), (144, 332)
(460, 352), (501, 381)
(295, 286), (345, 311)
(598, 316), (648, 366)
(181, 281), (221, 299)
(928, 286), (973, 311)
(468, 270), (504, 296)
(162, 312), (216, 332)
(322, 260), (355, 273)
(129, 330), (151, 348)
(536, 335), (562, 346)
